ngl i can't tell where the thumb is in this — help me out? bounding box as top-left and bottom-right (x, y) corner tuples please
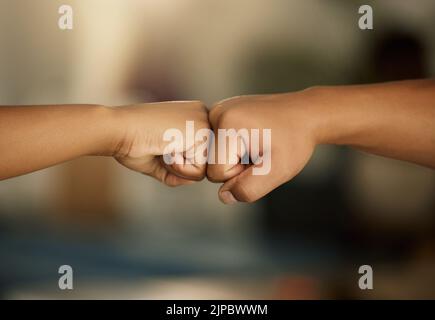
(218, 161), (286, 204)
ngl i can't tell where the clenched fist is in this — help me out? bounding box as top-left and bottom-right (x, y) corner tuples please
(113, 101), (210, 186)
(0, 101), (210, 185)
(1, 79), (434, 194)
(207, 80), (435, 204)
(207, 91), (319, 204)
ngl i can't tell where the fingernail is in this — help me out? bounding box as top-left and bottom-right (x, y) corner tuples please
(220, 191), (238, 205)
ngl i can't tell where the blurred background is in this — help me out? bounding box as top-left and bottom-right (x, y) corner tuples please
(0, 0), (435, 299)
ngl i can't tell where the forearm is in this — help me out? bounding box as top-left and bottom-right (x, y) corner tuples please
(308, 79), (435, 168)
(0, 105), (119, 180)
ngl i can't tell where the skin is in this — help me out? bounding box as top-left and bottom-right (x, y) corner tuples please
(207, 79), (435, 204)
(0, 101), (209, 186)
(1, 79), (434, 203)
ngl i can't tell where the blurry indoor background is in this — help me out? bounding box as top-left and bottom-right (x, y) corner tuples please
(0, 0), (434, 299)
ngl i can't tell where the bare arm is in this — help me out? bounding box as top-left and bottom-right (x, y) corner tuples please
(0, 105), (116, 180)
(0, 102), (209, 185)
(314, 79), (435, 168)
(208, 79), (435, 204)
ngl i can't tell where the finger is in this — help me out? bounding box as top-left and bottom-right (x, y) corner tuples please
(149, 158), (197, 187)
(207, 128), (248, 182)
(165, 172), (197, 187)
(164, 158), (206, 181)
(218, 159), (285, 204)
(162, 143), (207, 181)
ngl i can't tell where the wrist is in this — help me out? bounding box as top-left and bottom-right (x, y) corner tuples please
(86, 105), (127, 157)
(106, 104), (156, 159)
(299, 85), (362, 147)
(278, 87), (337, 147)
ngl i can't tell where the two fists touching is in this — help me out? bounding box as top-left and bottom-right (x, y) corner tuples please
(1, 96), (298, 203)
(112, 79), (435, 204)
(1, 80), (434, 203)
(111, 96), (302, 204)
(111, 92), (318, 205)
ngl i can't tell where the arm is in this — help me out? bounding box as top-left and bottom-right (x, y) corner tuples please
(207, 79), (435, 204)
(314, 79), (435, 168)
(0, 105), (115, 180)
(0, 102), (209, 185)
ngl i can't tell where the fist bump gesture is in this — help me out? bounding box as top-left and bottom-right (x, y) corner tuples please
(1, 79), (434, 204)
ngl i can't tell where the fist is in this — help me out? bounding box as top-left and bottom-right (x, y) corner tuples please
(207, 92), (319, 204)
(113, 101), (210, 187)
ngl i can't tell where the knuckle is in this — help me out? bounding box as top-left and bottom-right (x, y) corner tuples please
(190, 100), (206, 109)
(216, 109), (237, 129)
(191, 170), (206, 181)
(206, 166), (225, 183)
(208, 104), (222, 123)
(209, 95), (249, 128)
